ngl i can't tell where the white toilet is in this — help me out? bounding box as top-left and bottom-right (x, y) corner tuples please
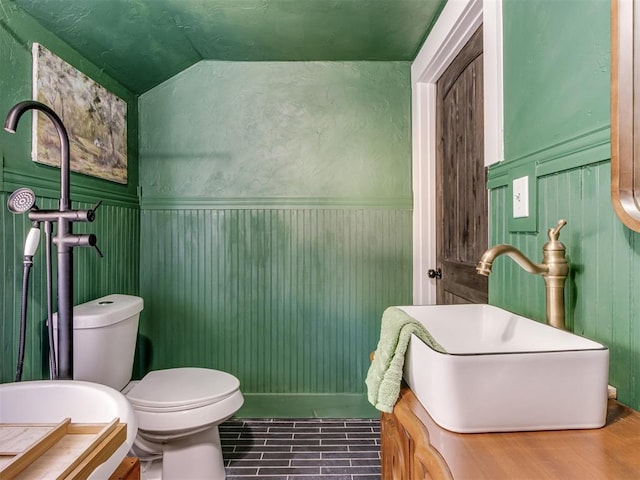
(54, 294), (243, 479)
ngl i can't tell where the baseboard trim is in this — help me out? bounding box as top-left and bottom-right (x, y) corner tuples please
(236, 393), (379, 419)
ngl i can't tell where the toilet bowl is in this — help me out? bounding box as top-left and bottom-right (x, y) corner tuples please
(127, 368), (243, 479)
(53, 294), (243, 479)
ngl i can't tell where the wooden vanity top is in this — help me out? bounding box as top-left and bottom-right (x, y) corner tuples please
(397, 386), (640, 479)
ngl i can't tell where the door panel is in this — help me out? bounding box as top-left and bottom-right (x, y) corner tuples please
(435, 26), (488, 305)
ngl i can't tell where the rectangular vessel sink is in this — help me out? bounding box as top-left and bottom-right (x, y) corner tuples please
(401, 304), (609, 433)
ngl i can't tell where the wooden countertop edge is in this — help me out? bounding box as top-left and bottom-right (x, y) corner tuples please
(394, 385), (640, 480)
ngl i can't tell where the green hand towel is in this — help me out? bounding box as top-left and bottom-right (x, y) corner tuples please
(365, 306), (445, 413)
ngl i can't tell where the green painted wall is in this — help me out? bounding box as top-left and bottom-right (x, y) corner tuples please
(502, 0), (609, 161)
(489, 0), (639, 409)
(139, 62), (411, 202)
(0, 4), (140, 382)
(138, 61), (413, 413)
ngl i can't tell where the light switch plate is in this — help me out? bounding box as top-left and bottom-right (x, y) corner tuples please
(507, 164), (537, 232)
(512, 175), (529, 218)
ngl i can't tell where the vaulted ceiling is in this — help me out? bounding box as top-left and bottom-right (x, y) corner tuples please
(8, 0), (446, 94)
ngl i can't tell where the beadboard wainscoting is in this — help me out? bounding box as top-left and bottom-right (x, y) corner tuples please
(137, 204), (412, 415)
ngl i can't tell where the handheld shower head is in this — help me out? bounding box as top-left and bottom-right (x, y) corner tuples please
(7, 188), (37, 214)
(7, 188), (41, 259)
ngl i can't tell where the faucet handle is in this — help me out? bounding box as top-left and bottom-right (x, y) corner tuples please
(85, 233), (104, 258)
(86, 200), (103, 222)
(547, 219), (567, 241)
(92, 243), (104, 258)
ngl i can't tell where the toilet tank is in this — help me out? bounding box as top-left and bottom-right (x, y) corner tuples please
(53, 294), (143, 391)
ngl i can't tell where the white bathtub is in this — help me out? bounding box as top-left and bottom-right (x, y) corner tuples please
(0, 380), (137, 478)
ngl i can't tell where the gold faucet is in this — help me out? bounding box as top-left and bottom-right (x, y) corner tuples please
(476, 219), (569, 330)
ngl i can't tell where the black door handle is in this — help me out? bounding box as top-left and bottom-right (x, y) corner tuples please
(428, 268), (442, 279)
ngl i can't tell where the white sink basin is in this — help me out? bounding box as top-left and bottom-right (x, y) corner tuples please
(401, 304), (609, 433)
(0, 380), (137, 478)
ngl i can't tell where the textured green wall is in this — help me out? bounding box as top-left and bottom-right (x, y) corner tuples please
(139, 61), (411, 202)
(502, 0), (609, 161)
(0, 4), (140, 383)
(138, 61), (412, 412)
(490, 0), (639, 409)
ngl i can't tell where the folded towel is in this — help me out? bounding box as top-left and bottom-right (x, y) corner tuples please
(365, 306), (445, 413)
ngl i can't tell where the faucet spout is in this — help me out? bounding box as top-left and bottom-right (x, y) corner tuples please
(476, 244), (547, 277)
(4, 101), (71, 211)
(476, 220), (569, 330)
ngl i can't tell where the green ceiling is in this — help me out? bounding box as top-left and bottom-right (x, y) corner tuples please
(7, 0), (446, 94)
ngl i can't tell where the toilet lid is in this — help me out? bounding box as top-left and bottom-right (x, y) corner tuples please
(126, 368), (240, 412)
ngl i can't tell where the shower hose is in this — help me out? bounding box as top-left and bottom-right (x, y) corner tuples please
(15, 221), (56, 381)
(15, 259), (33, 382)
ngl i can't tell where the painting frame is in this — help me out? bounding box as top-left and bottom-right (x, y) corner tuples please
(32, 43), (128, 184)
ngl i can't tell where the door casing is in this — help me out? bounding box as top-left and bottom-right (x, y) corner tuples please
(411, 0), (503, 305)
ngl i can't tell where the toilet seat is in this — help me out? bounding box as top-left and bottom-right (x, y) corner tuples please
(127, 367), (240, 412)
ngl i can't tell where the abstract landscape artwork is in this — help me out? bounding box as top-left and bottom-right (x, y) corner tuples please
(32, 43), (127, 184)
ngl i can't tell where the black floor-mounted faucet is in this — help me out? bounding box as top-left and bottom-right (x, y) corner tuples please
(4, 100), (102, 380)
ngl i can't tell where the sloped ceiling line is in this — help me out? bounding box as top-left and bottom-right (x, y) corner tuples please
(9, 0), (446, 94)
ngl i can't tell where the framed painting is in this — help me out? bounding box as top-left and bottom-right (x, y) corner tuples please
(32, 43), (128, 184)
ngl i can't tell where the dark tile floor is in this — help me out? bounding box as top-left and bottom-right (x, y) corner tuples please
(220, 418), (381, 479)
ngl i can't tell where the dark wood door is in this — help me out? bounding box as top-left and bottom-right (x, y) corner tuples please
(435, 26), (488, 305)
